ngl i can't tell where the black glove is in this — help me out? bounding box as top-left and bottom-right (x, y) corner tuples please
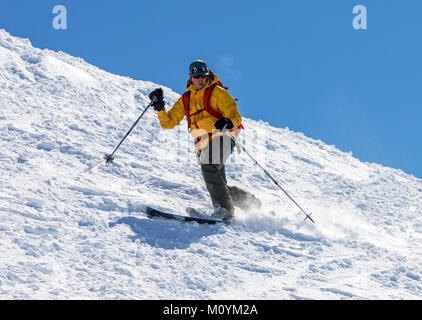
(214, 118), (234, 131)
(148, 88), (165, 111)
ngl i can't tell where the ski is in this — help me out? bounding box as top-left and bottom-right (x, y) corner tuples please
(142, 206), (223, 225)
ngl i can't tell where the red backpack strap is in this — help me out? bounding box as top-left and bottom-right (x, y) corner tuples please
(204, 83), (223, 119)
(182, 91), (191, 129)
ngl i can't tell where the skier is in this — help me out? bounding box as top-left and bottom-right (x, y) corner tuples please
(148, 60), (261, 220)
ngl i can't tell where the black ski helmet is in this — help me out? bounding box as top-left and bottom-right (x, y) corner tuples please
(189, 60), (209, 78)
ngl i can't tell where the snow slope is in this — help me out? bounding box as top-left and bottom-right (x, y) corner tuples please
(1, 29), (421, 299)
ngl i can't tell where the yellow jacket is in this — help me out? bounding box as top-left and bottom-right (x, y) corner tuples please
(157, 71), (241, 150)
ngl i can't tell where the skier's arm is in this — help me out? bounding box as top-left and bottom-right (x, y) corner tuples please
(157, 97), (186, 129)
(214, 87), (242, 129)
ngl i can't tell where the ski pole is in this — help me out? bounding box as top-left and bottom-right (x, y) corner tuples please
(222, 128), (315, 223)
(104, 101), (153, 164)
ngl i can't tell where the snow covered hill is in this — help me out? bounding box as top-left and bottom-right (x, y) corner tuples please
(1, 29), (421, 299)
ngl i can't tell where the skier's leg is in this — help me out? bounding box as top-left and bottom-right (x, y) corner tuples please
(227, 185), (262, 211)
(198, 135), (235, 219)
(201, 163), (234, 217)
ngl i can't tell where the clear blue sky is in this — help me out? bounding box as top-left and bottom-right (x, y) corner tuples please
(1, 0), (421, 178)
